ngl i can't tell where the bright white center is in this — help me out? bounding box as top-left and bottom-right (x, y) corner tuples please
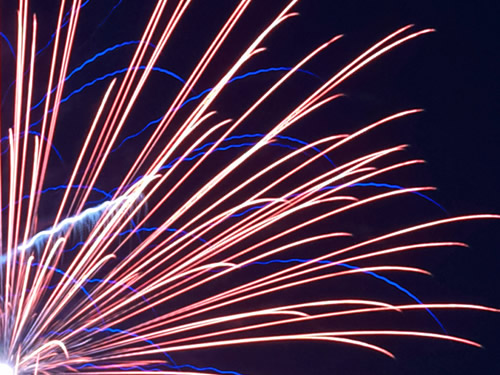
(0, 363), (13, 375)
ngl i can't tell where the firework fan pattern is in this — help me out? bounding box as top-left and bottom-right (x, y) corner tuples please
(0, 0), (497, 374)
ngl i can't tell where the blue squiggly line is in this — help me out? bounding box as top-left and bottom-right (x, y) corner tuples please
(36, 0), (91, 57)
(31, 261), (103, 321)
(76, 362), (243, 375)
(89, 147), (444, 217)
(62, 226), (206, 254)
(1, 184), (112, 212)
(66, 42), (157, 82)
(87, 133), (443, 213)
(41, 276), (139, 296)
(2, 80), (16, 107)
(96, 0), (123, 29)
(157, 142), (323, 171)
(167, 363), (242, 375)
(0, 32), (15, 57)
(91, 136), (333, 206)
(224, 181), (446, 217)
(0, 130), (63, 161)
(20, 67), (318, 148)
(325, 182), (448, 214)
(158, 141), (314, 171)
(30, 261), (152, 319)
(160, 142), (255, 170)
(28, 131), (63, 161)
(160, 133), (335, 169)
(38, 276), (152, 313)
(31, 42), (162, 111)
(250, 258), (447, 333)
(228, 204), (267, 219)
(48, 326), (176, 365)
(112, 67), (319, 152)
(169, 68), (318, 111)
(33, 66), (186, 114)
(3, 38), (156, 108)
(130, 218), (142, 242)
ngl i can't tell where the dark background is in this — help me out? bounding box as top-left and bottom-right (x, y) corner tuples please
(1, 1), (498, 374)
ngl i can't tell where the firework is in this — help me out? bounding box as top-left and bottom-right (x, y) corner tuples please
(0, 0), (497, 374)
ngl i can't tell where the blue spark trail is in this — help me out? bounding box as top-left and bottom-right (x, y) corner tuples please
(36, 0), (91, 57)
(325, 182), (448, 214)
(33, 66), (186, 114)
(1, 184), (112, 213)
(4, 135), (333, 211)
(0, 130), (63, 161)
(112, 67), (319, 152)
(62, 226), (206, 254)
(3, 39), (156, 108)
(48, 326), (176, 365)
(96, 0), (123, 30)
(249, 258), (447, 333)
(31, 40), (158, 110)
(158, 142), (303, 171)
(0, 32), (16, 57)
(76, 363), (243, 375)
(30, 261), (103, 320)
(27, 261), (154, 322)
(157, 133), (335, 169)
(92, 139), (444, 214)
(13, 65), (318, 154)
(225, 181), (446, 217)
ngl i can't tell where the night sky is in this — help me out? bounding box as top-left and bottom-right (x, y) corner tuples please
(1, 1), (498, 374)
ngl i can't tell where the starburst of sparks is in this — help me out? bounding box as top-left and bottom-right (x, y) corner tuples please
(0, 0), (497, 374)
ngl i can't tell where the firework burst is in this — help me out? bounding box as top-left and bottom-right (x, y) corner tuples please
(0, 0), (497, 374)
